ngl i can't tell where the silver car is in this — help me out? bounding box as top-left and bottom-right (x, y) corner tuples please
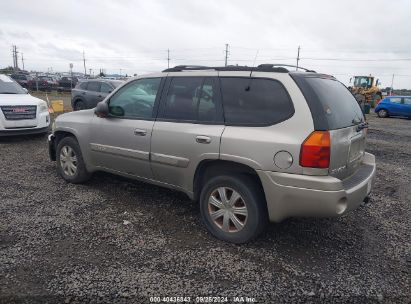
(48, 64), (376, 243)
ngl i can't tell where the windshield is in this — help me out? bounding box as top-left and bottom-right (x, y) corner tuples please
(354, 76), (372, 88)
(0, 75), (26, 94)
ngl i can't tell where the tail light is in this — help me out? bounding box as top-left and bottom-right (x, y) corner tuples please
(300, 131), (330, 168)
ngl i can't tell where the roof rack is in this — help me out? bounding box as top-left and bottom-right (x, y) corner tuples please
(257, 64), (316, 73)
(162, 64), (316, 73)
(163, 65), (214, 72)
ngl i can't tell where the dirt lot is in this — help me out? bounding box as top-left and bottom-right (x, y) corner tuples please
(0, 114), (410, 303)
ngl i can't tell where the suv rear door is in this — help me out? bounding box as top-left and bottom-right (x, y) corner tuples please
(292, 74), (367, 179)
(90, 77), (164, 179)
(150, 73), (224, 192)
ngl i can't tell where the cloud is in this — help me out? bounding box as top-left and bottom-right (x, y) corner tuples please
(0, 0), (410, 88)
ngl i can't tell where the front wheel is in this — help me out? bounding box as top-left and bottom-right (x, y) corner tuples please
(377, 109), (388, 118)
(73, 100), (86, 111)
(200, 175), (268, 243)
(56, 136), (91, 183)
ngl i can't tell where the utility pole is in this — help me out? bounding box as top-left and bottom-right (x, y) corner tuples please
(224, 44), (229, 67)
(21, 52), (25, 71)
(12, 45), (19, 71)
(390, 74), (395, 95)
(296, 46), (301, 70)
(167, 49), (170, 69)
(89, 68), (92, 78)
(83, 50), (87, 76)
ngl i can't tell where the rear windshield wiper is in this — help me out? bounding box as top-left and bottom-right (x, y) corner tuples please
(352, 118), (368, 131)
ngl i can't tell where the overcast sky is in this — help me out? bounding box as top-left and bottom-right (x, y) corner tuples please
(1, 0), (411, 88)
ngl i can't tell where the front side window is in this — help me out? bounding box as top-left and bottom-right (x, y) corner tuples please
(108, 78), (161, 119)
(220, 77), (294, 125)
(403, 98), (411, 105)
(87, 82), (100, 92)
(100, 82), (113, 93)
(161, 77), (220, 122)
(79, 82), (88, 90)
(389, 97), (401, 104)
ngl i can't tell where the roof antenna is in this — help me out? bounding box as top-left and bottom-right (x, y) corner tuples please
(246, 50), (259, 91)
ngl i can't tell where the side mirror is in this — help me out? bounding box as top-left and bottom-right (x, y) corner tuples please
(349, 77), (352, 84)
(376, 79), (380, 86)
(95, 101), (109, 118)
(23, 88), (28, 94)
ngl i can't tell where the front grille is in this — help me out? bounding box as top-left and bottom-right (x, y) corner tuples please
(0, 105), (37, 120)
(342, 164), (374, 189)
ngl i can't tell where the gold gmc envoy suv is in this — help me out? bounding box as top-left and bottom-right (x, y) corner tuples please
(48, 64), (376, 243)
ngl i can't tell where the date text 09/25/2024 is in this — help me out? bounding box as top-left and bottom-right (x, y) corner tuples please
(149, 296), (256, 303)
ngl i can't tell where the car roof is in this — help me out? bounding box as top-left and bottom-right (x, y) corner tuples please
(386, 96), (410, 98)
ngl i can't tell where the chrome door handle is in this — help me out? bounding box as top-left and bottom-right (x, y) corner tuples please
(196, 135), (211, 144)
(134, 129), (147, 136)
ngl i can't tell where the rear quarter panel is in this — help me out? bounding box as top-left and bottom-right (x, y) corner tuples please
(219, 72), (314, 174)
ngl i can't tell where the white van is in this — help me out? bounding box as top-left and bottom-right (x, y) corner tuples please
(0, 74), (50, 136)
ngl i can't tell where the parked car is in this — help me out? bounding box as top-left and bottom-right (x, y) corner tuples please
(26, 75), (57, 91)
(10, 73), (32, 88)
(375, 96), (411, 118)
(0, 74), (50, 136)
(48, 64), (376, 243)
(57, 76), (78, 92)
(71, 79), (124, 111)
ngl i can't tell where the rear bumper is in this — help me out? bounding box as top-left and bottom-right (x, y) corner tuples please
(258, 152), (376, 222)
(0, 126), (49, 137)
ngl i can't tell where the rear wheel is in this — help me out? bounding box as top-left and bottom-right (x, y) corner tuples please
(73, 100), (86, 111)
(56, 136), (91, 183)
(378, 109), (388, 118)
(200, 175), (268, 243)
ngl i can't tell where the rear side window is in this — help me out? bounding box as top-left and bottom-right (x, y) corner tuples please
(160, 77), (222, 123)
(220, 78), (294, 125)
(292, 75), (364, 130)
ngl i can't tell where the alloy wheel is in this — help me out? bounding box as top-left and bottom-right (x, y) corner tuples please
(208, 187), (248, 233)
(59, 146), (78, 176)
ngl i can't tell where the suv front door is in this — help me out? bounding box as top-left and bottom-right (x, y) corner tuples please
(90, 77), (164, 179)
(85, 81), (102, 107)
(150, 74), (225, 193)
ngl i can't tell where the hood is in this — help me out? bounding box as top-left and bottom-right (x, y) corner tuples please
(0, 93), (47, 107)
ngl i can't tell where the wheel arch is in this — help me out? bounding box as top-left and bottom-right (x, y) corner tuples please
(193, 159), (265, 202)
(72, 97), (85, 110)
(52, 130), (79, 158)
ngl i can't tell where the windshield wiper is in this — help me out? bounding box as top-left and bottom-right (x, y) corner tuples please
(0, 92), (18, 94)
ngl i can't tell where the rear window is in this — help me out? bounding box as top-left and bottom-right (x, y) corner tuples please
(220, 78), (294, 126)
(292, 75), (364, 130)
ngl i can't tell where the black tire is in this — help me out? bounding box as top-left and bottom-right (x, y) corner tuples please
(200, 174), (268, 243)
(56, 136), (91, 183)
(378, 109), (388, 118)
(73, 100), (86, 111)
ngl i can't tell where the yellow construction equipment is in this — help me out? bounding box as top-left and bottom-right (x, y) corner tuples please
(349, 75), (382, 107)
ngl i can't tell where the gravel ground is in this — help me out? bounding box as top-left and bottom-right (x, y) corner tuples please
(0, 114), (410, 303)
